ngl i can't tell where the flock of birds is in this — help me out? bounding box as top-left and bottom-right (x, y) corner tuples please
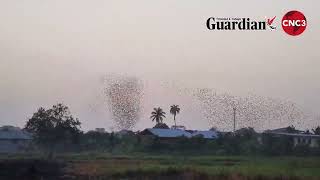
(101, 75), (308, 131)
(192, 88), (305, 130)
(103, 75), (144, 130)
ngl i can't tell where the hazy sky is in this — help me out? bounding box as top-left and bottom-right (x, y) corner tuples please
(0, 1), (319, 131)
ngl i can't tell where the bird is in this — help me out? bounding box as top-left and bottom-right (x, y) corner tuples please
(267, 16), (276, 30)
(267, 16), (276, 25)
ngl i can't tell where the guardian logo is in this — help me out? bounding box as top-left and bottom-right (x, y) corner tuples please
(282, 10), (307, 36)
(206, 16), (276, 31)
(206, 11), (307, 37)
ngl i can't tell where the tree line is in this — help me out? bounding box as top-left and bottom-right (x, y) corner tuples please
(24, 103), (320, 157)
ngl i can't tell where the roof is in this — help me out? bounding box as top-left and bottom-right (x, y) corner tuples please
(192, 130), (218, 139)
(265, 127), (304, 134)
(116, 129), (135, 136)
(0, 126), (32, 140)
(145, 128), (192, 138)
(171, 125), (186, 130)
(265, 132), (320, 138)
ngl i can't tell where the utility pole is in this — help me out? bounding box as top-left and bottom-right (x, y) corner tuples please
(233, 107), (236, 132)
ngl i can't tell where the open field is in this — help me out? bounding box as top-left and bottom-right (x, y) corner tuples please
(1, 153), (320, 179)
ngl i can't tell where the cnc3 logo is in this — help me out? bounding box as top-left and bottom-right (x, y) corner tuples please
(206, 10), (307, 37)
(282, 10), (307, 36)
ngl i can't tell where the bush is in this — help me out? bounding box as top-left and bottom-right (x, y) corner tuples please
(153, 123), (169, 129)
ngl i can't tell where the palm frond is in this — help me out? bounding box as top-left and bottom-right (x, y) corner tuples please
(150, 107), (166, 123)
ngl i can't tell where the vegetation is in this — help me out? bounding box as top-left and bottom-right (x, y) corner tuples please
(313, 126), (320, 135)
(35, 127), (317, 157)
(170, 104), (180, 127)
(153, 123), (169, 129)
(22, 104), (320, 157)
(1, 104), (319, 179)
(1, 154), (320, 180)
(24, 104), (82, 157)
(150, 107), (166, 124)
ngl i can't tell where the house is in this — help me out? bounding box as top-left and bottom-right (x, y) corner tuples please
(116, 129), (135, 137)
(140, 128), (192, 139)
(95, 128), (105, 133)
(263, 127), (320, 147)
(171, 125), (186, 130)
(0, 126), (32, 153)
(264, 127), (304, 134)
(192, 130), (219, 139)
(140, 128), (218, 140)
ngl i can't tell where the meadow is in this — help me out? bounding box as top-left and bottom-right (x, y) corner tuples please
(1, 153), (320, 180)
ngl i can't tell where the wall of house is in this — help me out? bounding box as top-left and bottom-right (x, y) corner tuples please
(293, 137), (319, 148)
(0, 139), (31, 153)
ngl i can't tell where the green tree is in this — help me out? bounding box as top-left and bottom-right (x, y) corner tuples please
(150, 107), (166, 124)
(81, 131), (110, 151)
(25, 103), (81, 157)
(170, 105), (180, 128)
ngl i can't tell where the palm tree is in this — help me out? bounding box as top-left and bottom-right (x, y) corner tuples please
(150, 107), (166, 124)
(170, 105), (180, 128)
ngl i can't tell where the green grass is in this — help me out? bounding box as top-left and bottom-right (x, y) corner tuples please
(58, 153), (320, 178)
(1, 153), (320, 179)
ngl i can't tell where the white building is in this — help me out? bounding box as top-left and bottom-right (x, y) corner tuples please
(264, 127), (320, 147)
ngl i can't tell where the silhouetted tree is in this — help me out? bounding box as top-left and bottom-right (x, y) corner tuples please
(80, 131), (110, 151)
(286, 125), (297, 133)
(209, 127), (218, 131)
(304, 130), (312, 134)
(235, 127), (257, 139)
(153, 123), (169, 129)
(25, 103), (81, 157)
(313, 126), (320, 135)
(150, 107), (166, 124)
(170, 105), (180, 128)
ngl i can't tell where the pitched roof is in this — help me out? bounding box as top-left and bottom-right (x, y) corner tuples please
(265, 132), (320, 138)
(265, 127), (303, 134)
(192, 130), (218, 139)
(145, 128), (192, 138)
(0, 126), (32, 140)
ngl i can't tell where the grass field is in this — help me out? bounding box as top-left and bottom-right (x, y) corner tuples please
(1, 153), (320, 179)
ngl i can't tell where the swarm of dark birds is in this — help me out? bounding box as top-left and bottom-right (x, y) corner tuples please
(191, 88), (305, 130)
(103, 75), (144, 130)
(100, 76), (307, 131)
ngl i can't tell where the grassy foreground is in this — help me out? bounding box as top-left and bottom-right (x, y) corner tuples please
(1, 153), (320, 179)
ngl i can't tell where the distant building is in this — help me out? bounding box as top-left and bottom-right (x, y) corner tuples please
(0, 126), (32, 153)
(95, 128), (105, 133)
(171, 125), (186, 130)
(263, 127), (320, 147)
(264, 127), (304, 134)
(192, 130), (219, 139)
(116, 129), (135, 137)
(140, 128), (192, 139)
(140, 128), (218, 140)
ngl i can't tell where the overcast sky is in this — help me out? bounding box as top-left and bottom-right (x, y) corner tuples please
(0, 1), (319, 131)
